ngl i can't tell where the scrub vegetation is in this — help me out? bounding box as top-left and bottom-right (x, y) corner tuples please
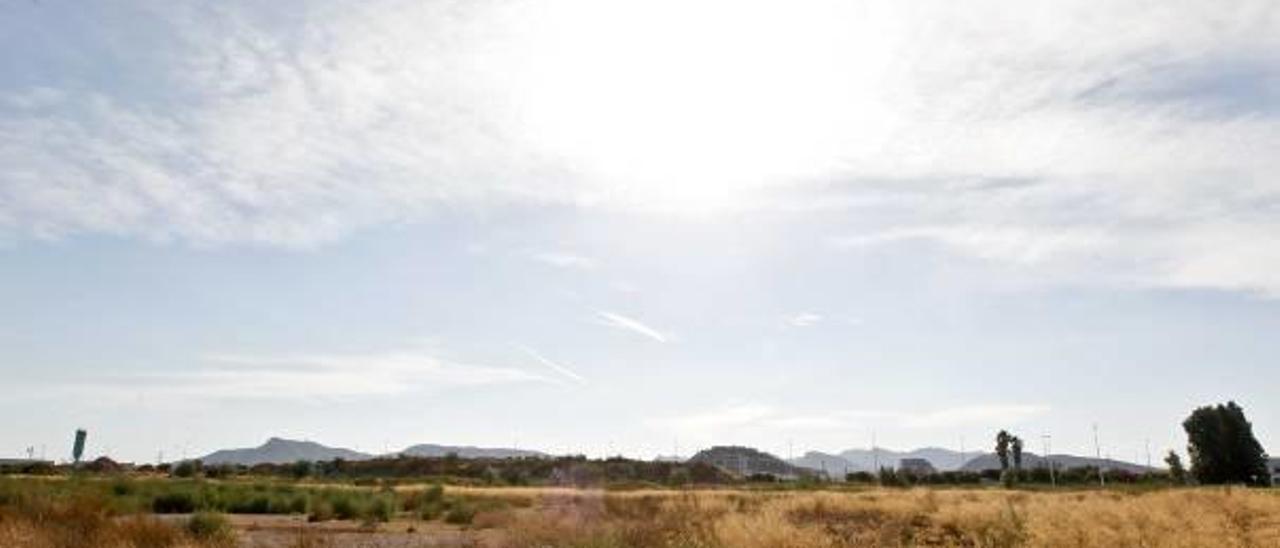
(3, 476), (1280, 547)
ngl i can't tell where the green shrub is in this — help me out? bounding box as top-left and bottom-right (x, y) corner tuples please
(171, 460), (202, 479)
(288, 495), (308, 514)
(152, 492), (197, 514)
(227, 495), (272, 514)
(110, 479), (136, 497)
(186, 511), (234, 541)
(418, 501), (445, 521)
(331, 495), (358, 520)
(401, 484), (444, 511)
(367, 496), (393, 523)
(444, 502), (475, 525)
(308, 499), (334, 522)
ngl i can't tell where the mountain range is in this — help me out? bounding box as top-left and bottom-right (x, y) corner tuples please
(790, 447), (975, 473)
(201, 438), (371, 466)
(958, 452), (1152, 474)
(789, 447), (1153, 474)
(397, 444), (545, 459)
(198, 438), (1157, 474)
(199, 438), (545, 465)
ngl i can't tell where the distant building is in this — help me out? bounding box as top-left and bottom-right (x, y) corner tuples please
(898, 458), (937, 476)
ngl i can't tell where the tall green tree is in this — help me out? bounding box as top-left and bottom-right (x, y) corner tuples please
(1183, 401), (1269, 486)
(1164, 451), (1187, 485)
(1011, 436), (1024, 471)
(995, 430), (1011, 471)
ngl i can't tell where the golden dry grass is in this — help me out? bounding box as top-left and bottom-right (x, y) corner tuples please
(6, 481), (1280, 547)
(473, 487), (1280, 548)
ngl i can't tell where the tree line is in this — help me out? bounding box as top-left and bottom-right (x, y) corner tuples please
(994, 400), (1270, 487)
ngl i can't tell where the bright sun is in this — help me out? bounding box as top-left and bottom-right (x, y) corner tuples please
(497, 0), (894, 211)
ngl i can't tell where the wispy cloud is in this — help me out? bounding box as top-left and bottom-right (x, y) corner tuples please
(647, 404), (884, 436)
(529, 252), (598, 270)
(516, 345), (587, 385)
(785, 312), (824, 328)
(649, 403), (1050, 436)
(901, 404), (1051, 429)
(648, 404), (778, 432)
(595, 311), (668, 343)
(1, 1), (1278, 295)
(80, 351), (552, 401)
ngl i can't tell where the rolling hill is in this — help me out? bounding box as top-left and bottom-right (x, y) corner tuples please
(690, 446), (812, 478)
(395, 444), (547, 459)
(200, 438), (371, 466)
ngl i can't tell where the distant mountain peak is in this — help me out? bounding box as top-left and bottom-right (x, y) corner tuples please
(200, 437), (370, 466)
(396, 443), (547, 459)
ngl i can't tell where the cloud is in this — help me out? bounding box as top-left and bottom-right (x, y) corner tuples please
(529, 252), (598, 270)
(650, 404), (778, 432)
(81, 351), (551, 401)
(516, 345), (587, 385)
(646, 404), (853, 435)
(1, 0), (1278, 296)
(649, 403), (1050, 436)
(595, 311), (668, 343)
(785, 312), (824, 328)
(901, 404), (1051, 429)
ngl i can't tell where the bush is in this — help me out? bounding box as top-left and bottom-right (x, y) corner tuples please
(111, 479), (136, 496)
(186, 511), (234, 542)
(367, 496), (393, 523)
(331, 495), (359, 520)
(444, 502), (476, 525)
(152, 492), (197, 514)
(308, 499), (335, 522)
(290, 460), (314, 479)
(204, 464), (236, 479)
(171, 461), (201, 479)
(402, 484), (444, 512)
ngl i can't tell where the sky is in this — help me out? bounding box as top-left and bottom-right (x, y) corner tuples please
(1, 0), (1278, 465)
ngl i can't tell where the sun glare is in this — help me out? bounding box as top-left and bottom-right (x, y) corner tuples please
(499, 0), (894, 211)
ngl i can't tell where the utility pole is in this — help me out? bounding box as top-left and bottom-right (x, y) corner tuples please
(1093, 424), (1105, 487)
(1145, 438), (1152, 470)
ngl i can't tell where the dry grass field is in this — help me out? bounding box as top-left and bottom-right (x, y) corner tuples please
(4, 481), (1280, 547)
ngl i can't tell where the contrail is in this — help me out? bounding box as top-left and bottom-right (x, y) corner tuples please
(517, 345), (587, 385)
(596, 311), (668, 343)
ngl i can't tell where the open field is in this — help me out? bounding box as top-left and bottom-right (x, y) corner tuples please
(3, 477), (1280, 547)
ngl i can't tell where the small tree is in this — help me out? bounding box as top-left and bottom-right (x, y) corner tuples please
(1164, 451), (1187, 485)
(1183, 401), (1269, 486)
(171, 459), (201, 478)
(995, 430), (1011, 472)
(1011, 436), (1024, 471)
(290, 459), (314, 479)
